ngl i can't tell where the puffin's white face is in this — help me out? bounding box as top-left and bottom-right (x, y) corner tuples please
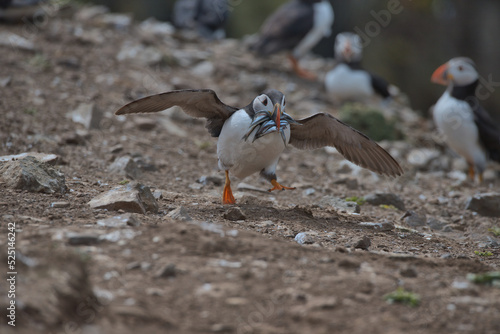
(253, 94), (286, 115)
(334, 32), (363, 63)
(431, 57), (478, 87)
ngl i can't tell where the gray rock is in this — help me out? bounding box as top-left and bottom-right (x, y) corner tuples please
(67, 102), (101, 130)
(407, 148), (440, 169)
(190, 60), (215, 77)
(0, 156), (67, 194)
(224, 207), (246, 221)
(0, 76), (11, 88)
(108, 156), (140, 180)
(67, 233), (101, 246)
(318, 196), (360, 214)
(0, 152), (58, 165)
(427, 218), (447, 231)
(116, 42), (163, 66)
(0, 32), (36, 51)
(401, 210), (427, 228)
(168, 206), (192, 221)
(97, 214), (141, 227)
(134, 117), (157, 131)
(333, 178), (359, 190)
(155, 263), (177, 278)
(294, 232), (315, 245)
(465, 193), (500, 217)
(51, 201), (70, 208)
(364, 193), (405, 211)
(88, 182), (158, 214)
(354, 236), (371, 250)
(198, 175), (223, 186)
(358, 221), (394, 231)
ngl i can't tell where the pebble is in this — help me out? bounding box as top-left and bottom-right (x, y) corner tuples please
(88, 182), (158, 214)
(223, 207), (246, 221)
(427, 218), (447, 231)
(0, 152), (59, 165)
(108, 156), (140, 180)
(154, 263), (177, 278)
(358, 221), (394, 231)
(0, 32), (36, 51)
(318, 196), (360, 214)
(168, 206), (192, 221)
(67, 233), (101, 246)
(465, 193), (500, 217)
(401, 210), (427, 228)
(354, 236), (371, 250)
(294, 232), (315, 245)
(51, 201), (70, 208)
(67, 102), (101, 130)
(97, 214), (140, 227)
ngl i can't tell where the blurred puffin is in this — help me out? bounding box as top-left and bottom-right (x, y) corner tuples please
(173, 0), (228, 39)
(325, 32), (399, 102)
(251, 0), (334, 80)
(0, 0), (47, 22)
(115, 89), (403, 204)
(431, 57), (500, 182)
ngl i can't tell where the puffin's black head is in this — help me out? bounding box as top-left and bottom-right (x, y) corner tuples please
(244, 89), (297, 144)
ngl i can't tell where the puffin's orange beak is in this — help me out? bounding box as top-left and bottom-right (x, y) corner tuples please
(431, 63), (450, 85)
(272, 103), (281, 132)
(343, 41), (353, 62)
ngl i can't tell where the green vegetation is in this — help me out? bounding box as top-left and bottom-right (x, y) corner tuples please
(474, 251), (493, 257)
(28, 53), (50, 72)
(488, 226), (500, 237)
(24, 108), (37, 115)
(345, 196), (366, 206)
(467, 272), (500, 287)
(119, 179), (130, 185)
(339, 103), (402, 141)
(380, 204), (397, 210)
(384, 288), (420, 307)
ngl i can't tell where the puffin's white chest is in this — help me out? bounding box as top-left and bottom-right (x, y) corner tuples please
(433, 91), (486, 166)
(217, 110), (290, 179)
(325, 64), (374, 101)
(293, 0), (334, 58)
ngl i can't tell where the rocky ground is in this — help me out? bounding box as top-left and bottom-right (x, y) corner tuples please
(1, 5), (500, 334)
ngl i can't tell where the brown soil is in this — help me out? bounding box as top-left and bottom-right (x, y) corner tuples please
(1, 6), (499, 334)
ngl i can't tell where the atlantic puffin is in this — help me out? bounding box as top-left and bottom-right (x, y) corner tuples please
(173, 0), (228, 40)
(325, 32), (398, 102)
(251, 0), (334, 80)
(431, 57), (500, 182)
(115, 89), (403, 204)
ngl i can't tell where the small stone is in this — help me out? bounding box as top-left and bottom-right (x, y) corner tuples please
(407, 148), (440, 169)
(225, 297), (248, 306)
(441, 253), (452, 259)
(400, 266), (418, 278)
(134, 117), (157, 131)
(67, 102), (102, 130)
(0, 156), (67, 194)
(358, 221), (394, 231)
(154, 263), (177, 278)
(237, 182), (268, 193)
(318, 196), (360, 214)
(116, 42), (163, 66)
(302, 188), (316, 196)
(168, 206), (192, 221)
(109, 144), (123, 154)
(401, 210), (427, 228)
(465, 193), (500, 217)
(67, 233), (101, 246)
(88, 182), (158, 214)
(190, 60), (215, 77)
(354, 236), (371, 250)
(427, 218), (447, 231)
(51, 201), (70, 208)
(364, 193), (405, 211)
(294, 232), (315, 245)
(97, 214), (140, 227)
(126, 261), (141, 270)
(333, 178), (359, 190)
(198, 175), (223, 186)
(0, 32), (36, 51)
(108, 156), (140, 180)
(0, 76), (11, 88)
(224, 207), (246, 221)
(0, 152), (59, 165)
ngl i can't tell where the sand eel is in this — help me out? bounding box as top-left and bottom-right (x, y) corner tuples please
(431, 57), (500, 182)
(251, 0), (334, 80)
(115, 89), (403, 204)
(325, 32), (399, 102)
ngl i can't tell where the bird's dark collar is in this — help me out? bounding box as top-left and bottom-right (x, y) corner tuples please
(340, 60), (363, 71)
(450, 79), (479, 101)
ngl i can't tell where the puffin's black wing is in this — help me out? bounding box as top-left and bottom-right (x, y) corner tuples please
(470, 100), (500, 162)
(252, 1), (314, 55)
(370, 73), (391, 98)
(289, 113), (404, 177)
(115, 89), (239, 137)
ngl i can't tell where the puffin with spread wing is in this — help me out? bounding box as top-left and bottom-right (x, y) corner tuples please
(115, 89), (403, 204)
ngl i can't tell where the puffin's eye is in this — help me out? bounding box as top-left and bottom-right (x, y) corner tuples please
(458, 65), (463, 71)
(260, 97), (268, 106)
(282, 99), (286, 107)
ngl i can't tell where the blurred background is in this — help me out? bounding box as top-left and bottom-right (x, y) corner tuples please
(86, 0), (500, 120)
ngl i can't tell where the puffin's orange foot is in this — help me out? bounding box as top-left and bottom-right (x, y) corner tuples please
(288, 55), (317, 81)
(268, 179), (296, 192)
(468, 165), (475, 181)
(222, 170), (236, 205)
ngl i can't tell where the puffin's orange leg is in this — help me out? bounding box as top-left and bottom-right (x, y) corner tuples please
(468, 165), (475, 181)
(478, 172), (484, 183)
(288, 55), (317, 81)
(268, 179), (296, 192)
(222, 170), (235, 205)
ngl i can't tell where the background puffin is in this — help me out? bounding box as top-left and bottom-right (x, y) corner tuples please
(173, 0), (228, 39)
(250, 0), (334, 80)
(115, 89), (403, 204)
(325, 32), (399, 102)
(431, 57), (500, 182)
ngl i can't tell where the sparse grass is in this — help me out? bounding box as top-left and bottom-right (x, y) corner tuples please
(380, 204), (397, 210)
(384, 288), (420, 307)
(488, 226), (500, 237)
(474, 251), (493, 257)
(345, 196), (365, 206)
(24, 108), (37, 115)
(119, 179), (130, 185)
(196, 140), (212, 150)
(467, 271), (500, 287)
(28, 53), (50, 72)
